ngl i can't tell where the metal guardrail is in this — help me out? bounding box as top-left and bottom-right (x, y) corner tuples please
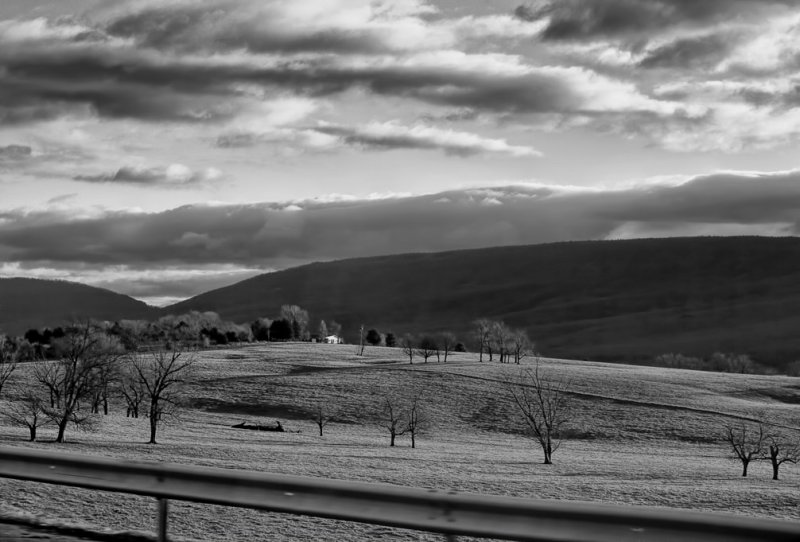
(1, 446), (799, 542)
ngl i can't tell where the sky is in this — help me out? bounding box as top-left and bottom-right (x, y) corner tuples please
(2, 0), (800, 306)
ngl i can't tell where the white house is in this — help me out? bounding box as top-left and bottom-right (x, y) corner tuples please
(324, 335), (343, 344)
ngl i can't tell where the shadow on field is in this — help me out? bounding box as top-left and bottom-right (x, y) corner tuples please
(190, 398), (311, 420)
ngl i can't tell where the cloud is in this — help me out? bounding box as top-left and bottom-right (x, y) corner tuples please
(514, 0), (790, 42)
(74, 164), (221, 186)
(638, 33), (734, 69)
(0, 3), (686, 130)
(2, 169), (799, 273)
(0, 261), (264, 307)
(1, 0), (799, 156)
(310, 121), (541, 157)
(0, 144), (32, 161)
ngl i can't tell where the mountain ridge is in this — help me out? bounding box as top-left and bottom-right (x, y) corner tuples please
(0, 277), (158, 335)
(165, 236), (800, 369)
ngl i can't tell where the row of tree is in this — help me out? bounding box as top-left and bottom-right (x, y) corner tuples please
(473, 319), (533, 364)
(250, 305), (342, 343)
(0, 324), (194, 444)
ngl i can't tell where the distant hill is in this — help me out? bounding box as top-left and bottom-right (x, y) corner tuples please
(0, 278), (157, 336)
(166, 236), (800, 369)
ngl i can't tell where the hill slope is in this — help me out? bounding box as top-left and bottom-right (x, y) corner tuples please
(0, 278), (157, 335)
(166, 236), (800, 368)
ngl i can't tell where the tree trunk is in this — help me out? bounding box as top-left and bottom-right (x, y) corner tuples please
(771, 459), (779, 480)
(149, 420), (158, 444)
(741, 460), (749, 477)
(318, 423), (323, 436)
(28, 425), (36, 442)
(411, 432), (416, 449)
(390, 432), (396, 446)
(56, 417), (68, 443)
(103, 396), (109, 415)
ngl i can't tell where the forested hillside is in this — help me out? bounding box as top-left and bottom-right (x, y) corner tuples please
(166, 237), (800, 369)
(0, 278), (157, 335)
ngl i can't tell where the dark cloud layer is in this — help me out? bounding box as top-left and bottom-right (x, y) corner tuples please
(0, 144), (32, 161)
(0, 3), (683, 131)
(1, 170), (798, 271)
(638, 33), (733, 69)
(514, 0), (790, 42)
(104, 2), (390, 55)
(74, 165), (217, 186)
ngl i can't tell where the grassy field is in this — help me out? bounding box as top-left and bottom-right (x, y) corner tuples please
(1, 343), (799, 541)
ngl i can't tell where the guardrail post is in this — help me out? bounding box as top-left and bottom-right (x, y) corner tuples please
(157, 498), (169, 542)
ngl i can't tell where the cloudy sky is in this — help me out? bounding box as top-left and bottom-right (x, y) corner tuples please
(2, 0), (800, 305)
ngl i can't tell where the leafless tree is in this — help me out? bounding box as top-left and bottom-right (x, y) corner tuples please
(400, 334), (415, 364)
(280, 304), (310, 340)
(490, 321), (513, 363)
(89, 353), (120, 415)
(472, 319), (493, 362)
(416, 336), (438, 363)
(511, 329), (533, 364)
(34, 324), (122, 443)
(3, 391), (53, 441)
(313, 397), (335, 436)
(763, 431), (800, 480)
(0, 337), (18, 399)
(380, 396), (407, 447)
(506, 361), (570, 464)
(357, 324), (366, 356)
(129, 343), (196, 444)
(405, 393), (430, 449)
(120, 364), (146, 418)
(438, 332), (457, 363)
(723, 421), (766, 477)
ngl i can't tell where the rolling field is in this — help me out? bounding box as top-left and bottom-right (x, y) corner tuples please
(1, 343), (799, 541)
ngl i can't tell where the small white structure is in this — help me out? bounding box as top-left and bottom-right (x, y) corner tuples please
(324, 335), (343, 344)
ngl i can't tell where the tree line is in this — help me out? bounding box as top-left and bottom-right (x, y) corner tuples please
(0, 323), (194, 444)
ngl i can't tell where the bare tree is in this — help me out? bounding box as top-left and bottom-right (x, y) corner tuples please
(120, 364), (146, 418)
(3, 391), (53, 441)
(280, 304), (310, 340)
(0, 337), (18, 399)
(380, 396), (406, 447)
(506, 361), (570, 464)
(357, 324), (366, 356)
(129, 344), (196, 444)
(400, 334), (415, 364)
(490, 321), (512, 363)
(763, 432), (800, 480)
(723, 422), (766, 477)
(438, 332), (457, 363)
(416, 336), (438, 363)
(313, 397), (335, 436)
(472, 319), (493, 362)
(511, 329), (533, 364)
(34, 324), (122, 443)
(406, 393), (430, 449)
(89, 353), (120, 415)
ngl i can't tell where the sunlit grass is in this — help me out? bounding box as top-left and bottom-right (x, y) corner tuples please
(1, 343), (799, 540)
